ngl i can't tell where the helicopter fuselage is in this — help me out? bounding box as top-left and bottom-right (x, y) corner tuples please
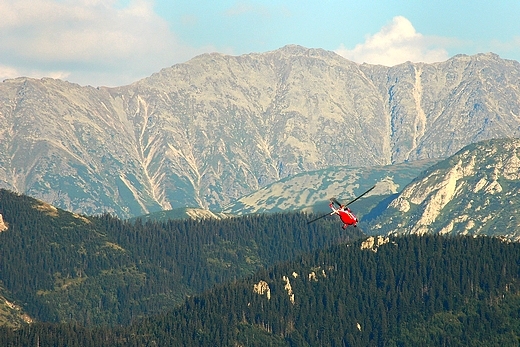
(329, 203), (358, 228)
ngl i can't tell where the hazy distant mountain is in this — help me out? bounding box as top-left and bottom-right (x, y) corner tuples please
(221, 159), (438, 215)
(1, 45), (520, 218)
(367, 138), (520, 240)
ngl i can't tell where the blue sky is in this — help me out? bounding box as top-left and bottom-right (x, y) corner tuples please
(1, 0), (519, 87)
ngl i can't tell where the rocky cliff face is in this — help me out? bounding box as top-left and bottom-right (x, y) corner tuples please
(0, 214), (7, 232)
(1, 45), (519, 218)
(368, 138), (520, 240)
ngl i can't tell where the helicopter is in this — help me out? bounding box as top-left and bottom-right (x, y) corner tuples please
(307, 185), (375, 229)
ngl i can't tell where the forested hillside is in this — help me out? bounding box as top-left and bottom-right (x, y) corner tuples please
(1, 235), (519, 346)
(0, 189), (361, 325)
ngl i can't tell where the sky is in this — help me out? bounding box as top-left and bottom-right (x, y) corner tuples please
(1, 0), (519, 87)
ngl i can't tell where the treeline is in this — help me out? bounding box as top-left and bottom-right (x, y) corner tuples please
(0, 189), (361, 325)
(0, 235), (519, 346)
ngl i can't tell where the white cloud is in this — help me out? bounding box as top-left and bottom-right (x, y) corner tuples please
(0, 0), (207, 86)
(335, 16), (449, 66)
(0, 65), (24, 81)
(0, 64), (69, 82)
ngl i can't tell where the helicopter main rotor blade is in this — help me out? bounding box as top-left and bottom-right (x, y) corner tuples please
(344, 185), (376, 207)
(330, 197), (341, 207)
(307, 211), (334, 224)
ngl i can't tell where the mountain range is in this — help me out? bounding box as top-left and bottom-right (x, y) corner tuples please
(216, 137), (519, 240)
(1, 45), (520, 218)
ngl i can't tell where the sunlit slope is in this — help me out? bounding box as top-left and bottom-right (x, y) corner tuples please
(367, 138), (520, 240)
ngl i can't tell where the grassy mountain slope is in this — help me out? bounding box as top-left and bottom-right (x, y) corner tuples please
(132, 159), (437, 223)
(128, 206), (230, 223)
(0, 285), (33, 328)
(221, 159), (438, 215)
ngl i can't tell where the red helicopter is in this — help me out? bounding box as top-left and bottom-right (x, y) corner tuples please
(307, 185), (375, 229)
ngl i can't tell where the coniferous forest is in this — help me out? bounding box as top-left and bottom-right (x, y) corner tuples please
(0, 235), (519, 346)
(0, 189), (520, 346)
(0, 189), (360, 325)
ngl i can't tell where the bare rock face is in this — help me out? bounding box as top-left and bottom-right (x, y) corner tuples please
(361, 53), (520, 163)
(0, 214), (7, 232)
(253, 280), (271, 300)
(360, 236), (390, 252)
(370, 138), (520, 240)
(1, 45), (520, 218)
